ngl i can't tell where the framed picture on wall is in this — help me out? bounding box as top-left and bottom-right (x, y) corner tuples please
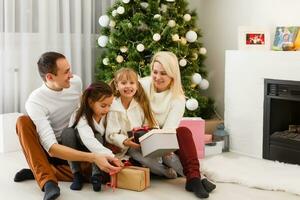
(272, 26), (299, 51)
(238, 26), (270, 50)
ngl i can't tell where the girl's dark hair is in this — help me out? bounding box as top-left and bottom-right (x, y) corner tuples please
(110, 68), (157, 128)
(72, 81), (113, 132)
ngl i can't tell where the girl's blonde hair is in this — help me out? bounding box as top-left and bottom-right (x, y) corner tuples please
(150, 51), (185, 99)
(110, 68), (157, 128)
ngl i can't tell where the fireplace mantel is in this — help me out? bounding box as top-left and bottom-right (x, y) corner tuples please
(224, 50), (300, 158)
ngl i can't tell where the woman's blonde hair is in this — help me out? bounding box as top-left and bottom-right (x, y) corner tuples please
(110, 68), (157, 128)
(150, 51), (185, 98)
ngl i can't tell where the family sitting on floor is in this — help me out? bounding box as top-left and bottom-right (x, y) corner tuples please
(14, 51), (216, 200)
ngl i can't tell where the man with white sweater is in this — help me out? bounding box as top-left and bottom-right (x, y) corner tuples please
(14, 52), (122, 200)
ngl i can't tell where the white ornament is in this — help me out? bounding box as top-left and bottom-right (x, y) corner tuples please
(199, 79), (209, 90)
(109, 20), (116, 28)
(154, 14), (161, 19)
(166, 0), (175, 2)
(172, 34), (180, 41)
(122, 0), (130, 3)
(116, 55), (124, 63)
(120, 46), (128, 53)
(136, 44), (145, 52)
(102, 58), (109, 65)
(112, 10), (117, 17)
(192, 73), (202, 84)
(183, 14), (191, 22)
(98, 15), (110, 27)
(179, 58), (187, 67)
(153, 33), (161, 41)
(186, 30), (197, 42)
(140, 2), (149, 8)
(117, 6), (125, 14)
(186, 98), (199, 111)
(98, 35), (108, 47)
(199, 47), (207, 55)
(168, 20), (176, 27)
(161, 4), (168, 12)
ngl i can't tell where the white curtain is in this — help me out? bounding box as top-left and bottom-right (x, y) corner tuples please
(0, 0), (113, 114)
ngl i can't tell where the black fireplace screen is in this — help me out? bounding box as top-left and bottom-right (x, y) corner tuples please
(263, 79), (300, 165)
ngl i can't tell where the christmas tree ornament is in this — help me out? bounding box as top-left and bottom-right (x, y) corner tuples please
(112, 10), (117, 17)
(102, 58), (109, 65)
(199, 79), (209, 90)
(153, 33), (161, 41)
(109, 20), (116, 28)
(183, 14), (191, 22)
(116, 55), (124, 63)
(117, 6), (125, 14)
(191, 52), (198, 60)
(192, 73), (202, 84)
(191, 83), (197, 88)
(186, 98), (199, 111)
(98, 35), (108, 47)
(172, 34), (180, 41)
(153, 14), (161, 19)
(180, 37), (187, 45)
(199, 47), (207, 55)
(161, 4), (168, 12)
(120, 46), (128, 53)
(98, 15), (110, 27)
(166, 0), (175, 2)
(136, 44), (145, 52)
(140, 2), (149, 8)
(168, 20), (176, 27)
(179, 58), (187, 67)
(186, 30), (197, 42)
(122, 0), (130, 4)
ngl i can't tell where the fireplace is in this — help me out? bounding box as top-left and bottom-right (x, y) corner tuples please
(263, 79), (300, 165)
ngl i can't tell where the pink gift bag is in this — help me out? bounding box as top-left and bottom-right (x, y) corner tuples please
(179, 118), (205, 159)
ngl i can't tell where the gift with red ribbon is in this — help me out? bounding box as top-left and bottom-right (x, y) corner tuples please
(108, 166), (150, 192)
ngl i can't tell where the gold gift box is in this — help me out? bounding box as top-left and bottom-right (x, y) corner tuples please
(111, 166), (150, 191)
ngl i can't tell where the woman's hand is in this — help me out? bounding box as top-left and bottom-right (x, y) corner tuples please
(123, 137), (140, 148)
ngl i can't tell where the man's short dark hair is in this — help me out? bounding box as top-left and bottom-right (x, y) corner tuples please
(37, 52), (65, 81)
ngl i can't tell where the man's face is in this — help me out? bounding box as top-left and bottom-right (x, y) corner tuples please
(49, 58), (73, 90)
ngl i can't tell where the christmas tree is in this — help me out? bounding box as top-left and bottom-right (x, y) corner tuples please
(96, 0), (215, 119)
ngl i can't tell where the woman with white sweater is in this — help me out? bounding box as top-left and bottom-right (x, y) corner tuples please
(139, 51), (216, 199)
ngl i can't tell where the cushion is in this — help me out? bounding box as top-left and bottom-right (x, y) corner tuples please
(0, 113), (23, 153)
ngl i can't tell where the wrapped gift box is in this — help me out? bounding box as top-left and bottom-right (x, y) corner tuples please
(179, 117), (205, 159)
(139, 129), (179, 158)
(111, 166), (150, 191)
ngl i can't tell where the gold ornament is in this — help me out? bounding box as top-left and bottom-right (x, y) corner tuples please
(181, 37), (187, 45)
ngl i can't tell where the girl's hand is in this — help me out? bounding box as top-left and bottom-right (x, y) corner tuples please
(123, 137), (140, 148)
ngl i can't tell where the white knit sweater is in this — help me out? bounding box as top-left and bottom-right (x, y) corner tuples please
(25, 75), (82, 152)
(105, 97), (145, 157)
(139, 76), (186, 129)
(68, 112), (113, 156)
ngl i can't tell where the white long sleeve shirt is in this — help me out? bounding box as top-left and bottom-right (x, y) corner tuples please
(105, 97), (145, 157)
(68, 112), (114, 157)
(25, 75), (82, 152)
(139, 76), (186, 129)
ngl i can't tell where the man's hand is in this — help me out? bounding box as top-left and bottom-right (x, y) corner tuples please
(123, 137), (140, 148)
(93, 153), (122, 173)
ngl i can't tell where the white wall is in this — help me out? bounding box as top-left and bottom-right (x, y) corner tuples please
(189, 0), (300, 118)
